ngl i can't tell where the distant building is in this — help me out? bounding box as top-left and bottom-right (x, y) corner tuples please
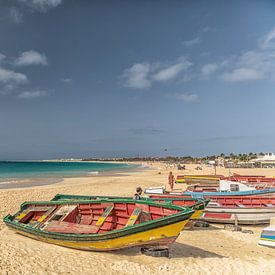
(224, 161), (256, 169)
(253, 153), (275, 168)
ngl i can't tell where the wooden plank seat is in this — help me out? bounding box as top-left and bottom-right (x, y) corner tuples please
(15, 206), (55, 222)
(95, 206), (114, 226)
(126, 208), (142, 227)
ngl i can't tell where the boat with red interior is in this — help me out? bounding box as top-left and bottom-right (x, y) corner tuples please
(149, 194), (275, 225)
(3, 198), (194, 251)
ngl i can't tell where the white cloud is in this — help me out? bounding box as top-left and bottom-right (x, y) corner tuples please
(18, 0), (62, 12)
(0, 53), (6, 63)
(0, 68), (27, 84)
(183, 37), (201, 47)
(152, 60), (191, 82)
(201, 63), (218, 78)
(220, 27), (275, 82)
(14, 50), (47, 66)
(0, 51), (50, 98)
(174, 93), (198, 102)
(222, 68), (264, 82)
(122, 57), (192, 89)
(10, 7), (23, 23)
(18, 90), (47, 99)
(201, 26), (212, 33)
(259, 27), (275, 49)
(122, 63), (151, 89)
(61, 78), (72, 83)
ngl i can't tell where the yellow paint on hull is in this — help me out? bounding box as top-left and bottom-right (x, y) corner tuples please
(190, 209), (203, 220)
(10, 220), (188, 251)
(184, 210), (203, 229)
(260, 238), (275, 242)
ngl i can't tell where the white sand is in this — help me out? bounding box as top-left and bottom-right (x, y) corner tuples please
(0, 163), (275, 274)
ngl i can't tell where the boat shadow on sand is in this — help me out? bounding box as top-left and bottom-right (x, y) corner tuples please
(113, 242), (224, 259)
(169, 242), (224, 258)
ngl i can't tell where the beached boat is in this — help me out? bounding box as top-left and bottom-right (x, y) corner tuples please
(202, 197), (275, 225)
(259, 225), (275, 248)
(176, 175), (222, 184)
(177, 174), (275, 190)
(51, 194), (210, 228)
(3, 198), (194, 251)
(149, 195), (275, 225)
(144, 184), (275, 197)
(220, 174), (275, 190)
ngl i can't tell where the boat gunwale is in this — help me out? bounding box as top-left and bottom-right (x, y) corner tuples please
(51, 194), (210, 210)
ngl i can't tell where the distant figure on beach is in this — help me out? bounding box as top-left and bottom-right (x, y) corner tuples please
(168, 171), (175, 190)
(133, 187), (143, 200)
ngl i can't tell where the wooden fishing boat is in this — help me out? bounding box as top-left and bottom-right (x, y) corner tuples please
(176, 175), (223, 184)
(144, 185), (275, 197)
(259, 225), (275, 248)
(225, 174), (275, 183)
(176, 174), (275, 190)
(223, 174), (275, 190)
(51, 194), (210, 228)
(150, 195), (275, 225)
(3, 198), (194, 251)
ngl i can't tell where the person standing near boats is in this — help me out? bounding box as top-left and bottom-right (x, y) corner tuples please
(168, 171), (175, 190)
(133, 187), (143, 200)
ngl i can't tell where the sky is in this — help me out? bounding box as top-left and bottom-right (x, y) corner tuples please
(1, 0), (275, 159)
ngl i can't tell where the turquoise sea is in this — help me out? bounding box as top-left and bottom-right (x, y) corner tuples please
(0, 161), (131, 181)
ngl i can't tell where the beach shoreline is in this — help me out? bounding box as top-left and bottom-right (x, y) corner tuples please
(0, 162), (144, 190)
(1, 162), (275, 274)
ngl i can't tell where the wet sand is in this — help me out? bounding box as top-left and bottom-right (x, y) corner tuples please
(0, 163), (275, 274)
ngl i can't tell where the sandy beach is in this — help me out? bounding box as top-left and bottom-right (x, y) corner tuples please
(1, 163), (275, 275)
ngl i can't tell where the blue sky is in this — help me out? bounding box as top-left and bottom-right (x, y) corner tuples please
(1, 0), (275, 159)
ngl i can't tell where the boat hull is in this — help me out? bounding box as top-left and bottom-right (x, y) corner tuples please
(202, 207), (275, 225)
(6, 218), (188, 251)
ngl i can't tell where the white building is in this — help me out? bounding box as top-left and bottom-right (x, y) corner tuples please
(253, 153), (275, 168)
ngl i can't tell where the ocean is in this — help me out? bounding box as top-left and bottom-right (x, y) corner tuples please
(0, 161), (131, 181)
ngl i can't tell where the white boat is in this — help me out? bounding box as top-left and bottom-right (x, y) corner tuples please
(202, 201), (275, 225)
(144, 186), (166, 195)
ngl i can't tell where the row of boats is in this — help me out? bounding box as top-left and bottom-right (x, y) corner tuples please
(3, 173), (275, 252)
(145, 173), (275, 248)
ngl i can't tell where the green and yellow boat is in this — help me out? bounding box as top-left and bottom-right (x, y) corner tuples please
(4, 198), (194, 251)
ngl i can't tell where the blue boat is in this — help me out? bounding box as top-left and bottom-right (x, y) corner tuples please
(184, 188), (275, 198)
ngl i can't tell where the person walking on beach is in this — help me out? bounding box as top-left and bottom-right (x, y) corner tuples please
(168, 171), (175, 190)
(133, 187), (143, 200)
